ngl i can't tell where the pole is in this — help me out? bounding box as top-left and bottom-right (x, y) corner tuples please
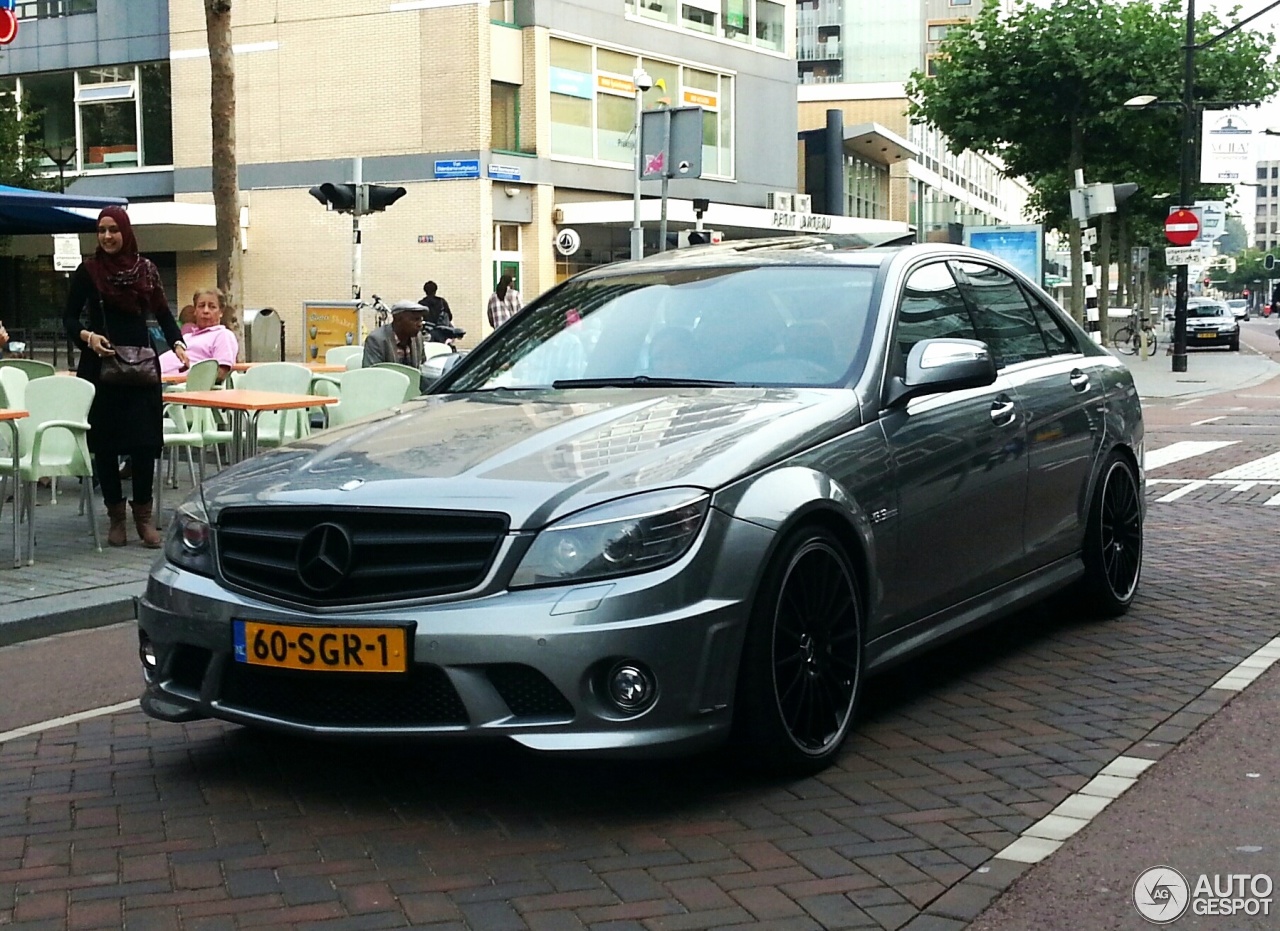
(351, 155), (362, 301)
(630, 70), (645, 261)
(1173, 0), (1195, 373)
(658, 109), (672, 253)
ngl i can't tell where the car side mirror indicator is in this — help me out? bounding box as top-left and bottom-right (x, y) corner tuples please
(886, 338), (997, 408)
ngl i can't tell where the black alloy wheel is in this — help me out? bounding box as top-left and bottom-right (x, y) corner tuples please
(1079, 453), (1143, 617)
(733, 526), (863, 774)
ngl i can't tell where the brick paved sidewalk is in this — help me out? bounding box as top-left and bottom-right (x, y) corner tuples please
(0, 463), (201, 645)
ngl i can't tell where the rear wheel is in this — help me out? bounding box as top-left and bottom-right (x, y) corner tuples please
(1112, 326), (1137, 355)
(733, 526), (863, 775)
(1077, 453), (1143, 617)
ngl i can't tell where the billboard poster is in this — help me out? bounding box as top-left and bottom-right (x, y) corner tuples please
(303, 301), (362, 362)
(1200, 109), (1254, 184)
(963, 224), (1044, 286)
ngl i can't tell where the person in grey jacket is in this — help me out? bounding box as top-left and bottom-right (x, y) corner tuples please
(362, 300), (426, 369)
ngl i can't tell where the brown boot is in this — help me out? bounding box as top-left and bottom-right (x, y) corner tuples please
(130, 500), (162, 549)
(106, 501), (128, 548)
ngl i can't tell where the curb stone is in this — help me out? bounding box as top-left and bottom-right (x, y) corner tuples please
(0, 581), (142, 647)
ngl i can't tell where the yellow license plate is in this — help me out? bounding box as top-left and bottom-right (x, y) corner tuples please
(234, 621), (408, 673)
(1197, 332), (1217, 338)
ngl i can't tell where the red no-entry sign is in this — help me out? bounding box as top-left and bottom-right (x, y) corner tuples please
(1165, 209), (1200, 246)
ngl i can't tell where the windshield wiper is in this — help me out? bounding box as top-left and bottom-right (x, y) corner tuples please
(551, 376), (736, 389)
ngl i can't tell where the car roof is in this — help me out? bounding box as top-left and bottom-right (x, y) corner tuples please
(574, 235), (1026, 279)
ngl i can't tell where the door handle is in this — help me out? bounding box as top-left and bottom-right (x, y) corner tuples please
(1069, 369), (1090, 392)
(990, 397), (1017, 426)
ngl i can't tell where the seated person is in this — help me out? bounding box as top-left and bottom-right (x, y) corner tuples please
(178, 304), (197, 336)
(0, 321), (7, 358)
(364, 300), (430, 392)
(159, 288), (238, 383)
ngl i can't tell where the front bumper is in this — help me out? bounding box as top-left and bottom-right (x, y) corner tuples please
(137, 509), (773, 756)
(1187, 328), (1237, 346)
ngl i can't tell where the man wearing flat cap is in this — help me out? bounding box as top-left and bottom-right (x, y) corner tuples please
(363, 299), (426, 369)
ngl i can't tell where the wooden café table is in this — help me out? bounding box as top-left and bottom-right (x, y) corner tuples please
(0, 408), (28, 568)
(160, 389), (336, 463)
(231, 362), (345, 374)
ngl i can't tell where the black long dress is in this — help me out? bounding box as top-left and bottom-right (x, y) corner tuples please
(63, 263), (184, 456)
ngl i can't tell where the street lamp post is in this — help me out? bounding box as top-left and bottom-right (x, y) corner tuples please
(630, 67), (653, 261)
(41, 143), (76, 194)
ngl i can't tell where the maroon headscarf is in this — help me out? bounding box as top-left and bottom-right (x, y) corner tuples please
(84, 206), (161, 315)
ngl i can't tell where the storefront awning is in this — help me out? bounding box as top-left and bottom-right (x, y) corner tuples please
(842, 122), (918, 165)
(0, 183), (127, 235)
(555, 198), (911, 240)
(7, 201), (218, 257)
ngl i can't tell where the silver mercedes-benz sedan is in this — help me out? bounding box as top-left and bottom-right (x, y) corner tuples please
(139, 239), (1145, 774)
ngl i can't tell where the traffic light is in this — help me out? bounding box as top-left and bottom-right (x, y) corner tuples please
(1244, 288), (1251, 299)
(309, 183), (358, 214)
(1266, 253), (1276, 271)
(308, 182), (407, 215)
(365, 184), (407, 213)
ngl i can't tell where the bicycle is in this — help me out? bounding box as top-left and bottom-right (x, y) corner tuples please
(1111, 320), (1158, 356)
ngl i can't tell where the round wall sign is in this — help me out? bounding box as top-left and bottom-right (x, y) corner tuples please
(555, 228), (581, 256)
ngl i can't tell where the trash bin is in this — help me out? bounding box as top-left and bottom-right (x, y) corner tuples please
(242, 308), (283, 362)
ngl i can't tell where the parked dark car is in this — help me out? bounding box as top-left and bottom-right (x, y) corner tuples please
(139, 239), (1145, 774)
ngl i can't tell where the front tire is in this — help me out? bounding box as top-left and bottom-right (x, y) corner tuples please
(1112, 327), (1137, 355)
(732, 526), (863, 775)
(1078, 453), (1143, 617)
(1230, 336), (1240, 351)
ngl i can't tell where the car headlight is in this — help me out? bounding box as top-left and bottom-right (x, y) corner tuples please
(510, 488), (710, 589)
(1220, 322), (1239, 332)
(163, 500), (215, 577)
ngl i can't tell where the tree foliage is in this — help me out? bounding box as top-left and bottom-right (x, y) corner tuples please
(906, 0), (1280, 319)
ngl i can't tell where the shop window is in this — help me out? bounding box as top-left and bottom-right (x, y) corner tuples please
(755, 0), (785, 50)
(550, 94), (592, 159)
(80, 101), (138, 170)
(597, 49), (636, 76)
(491, 82), (519, 152)
(596, 92), (633, 165)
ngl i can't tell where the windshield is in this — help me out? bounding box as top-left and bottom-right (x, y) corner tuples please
(448, 265), (879, 391)
(1188, 303), (1228, 318)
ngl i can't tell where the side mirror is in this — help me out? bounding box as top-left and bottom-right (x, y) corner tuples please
(886, 338), (997, 408)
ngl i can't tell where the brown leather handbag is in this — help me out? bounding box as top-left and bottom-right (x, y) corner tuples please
(97, 317), (161, 387)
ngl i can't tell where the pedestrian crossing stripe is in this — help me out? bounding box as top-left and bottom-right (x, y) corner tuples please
(1211, 450), (1280, 481)
(1148, 478), (1280, 506)
(1144, 440), (1237, 471)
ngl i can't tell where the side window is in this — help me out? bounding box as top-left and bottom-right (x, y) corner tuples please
(1022, 289), (1079, 355)
(955, 262), (1048, 368)
(893, 262), (978, 377)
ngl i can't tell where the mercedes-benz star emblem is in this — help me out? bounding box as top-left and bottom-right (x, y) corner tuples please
(296, 522), (354, 593)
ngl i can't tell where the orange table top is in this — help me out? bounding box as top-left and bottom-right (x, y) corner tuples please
(230, 362), (345, 373)
(162, 389), (337, 412)
(162, 372), (188, 384)
(0, 409), (28, 421)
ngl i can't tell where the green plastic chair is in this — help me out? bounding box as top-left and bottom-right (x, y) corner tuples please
(161, 358), (223, 487)
(0, 376), (100, 564)
(326, 368), (410, 428)
(235, 362), (314, 448)
(326, 346), (364, 368)
(0, 358), (55, 380)
(0, 367), (27, 464)
(373, 362), (423, 402)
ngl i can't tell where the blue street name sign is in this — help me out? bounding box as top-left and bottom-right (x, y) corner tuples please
(434, 159), (481, 180)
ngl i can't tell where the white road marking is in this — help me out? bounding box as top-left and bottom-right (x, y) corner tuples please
(1155, 480), (1210, 502)
(1267, 491), (1280, 507)
(1144, 440), (1237, 471)
(1174, 398), (1203, 408)
(1212, 451), (1280, 481)
(997, 636), (1280, 867)
(1231, 482), (1258, 493)
(1190, 416), (1225, 426)
(0, 699), (139, 745)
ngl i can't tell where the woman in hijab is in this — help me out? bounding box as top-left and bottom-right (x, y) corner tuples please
(64, 207), (188, 549)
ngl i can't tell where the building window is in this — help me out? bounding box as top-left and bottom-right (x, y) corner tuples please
(1272, 166), (1278, 178)
(15, 0), (95, 18)
(637, 0), (677, 25)
(755, 0), (784, 51)
(491, 82), (519, 152)
(682, 0), (717, 34)
(489, 0), (514, 22)
(548, 39), (734, 178)
(1259, 166), (1268, 180)
(927, 24), (950, 41)
(949, 0), (972, 5)
(17, 62), (172, 173)
(724, 0), (750, 42)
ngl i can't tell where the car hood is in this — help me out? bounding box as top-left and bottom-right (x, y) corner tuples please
(200, 387), (862, 530)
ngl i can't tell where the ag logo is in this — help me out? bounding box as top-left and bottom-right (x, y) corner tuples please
(1134, 866), (1190, 923)
(554, 228), (581, 257)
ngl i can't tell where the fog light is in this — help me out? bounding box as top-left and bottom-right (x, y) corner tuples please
(607, 662), (656, 713)
(138, 633), (157, 682)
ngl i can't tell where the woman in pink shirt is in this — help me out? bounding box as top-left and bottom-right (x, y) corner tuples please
(160, 288), (239, 383)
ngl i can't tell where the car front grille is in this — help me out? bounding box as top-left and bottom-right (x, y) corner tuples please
(215, 507), (509, 607)
(484, 664), (575, 720)
(219, 663), (469, 727)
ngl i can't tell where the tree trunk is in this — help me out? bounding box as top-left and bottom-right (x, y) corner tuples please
(1098, 212), (1111, 344)
(1067, 119), (1085, 324)
(204, 0), (242, 354)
